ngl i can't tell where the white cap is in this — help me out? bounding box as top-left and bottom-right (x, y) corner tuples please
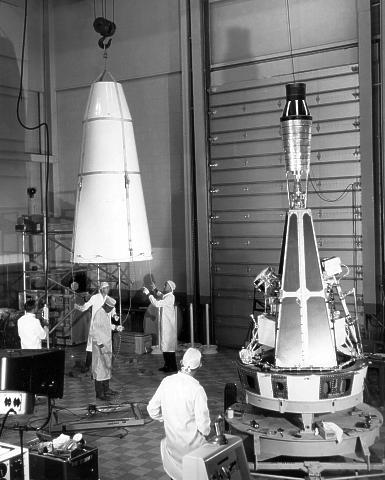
(100, 281), (109, 289)
(166, 280), (176, 291)
(181, 347), (201, 371)
(104, 296), (116, 308)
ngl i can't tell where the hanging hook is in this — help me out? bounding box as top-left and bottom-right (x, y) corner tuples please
(98, 36), (112, 50)
(93, 16), (116, 50)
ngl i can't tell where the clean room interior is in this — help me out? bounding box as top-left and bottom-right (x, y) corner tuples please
(0, 1), (384, 479)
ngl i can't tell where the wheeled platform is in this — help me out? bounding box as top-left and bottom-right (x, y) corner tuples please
(226, 402), (385, 479)
(50, 402), (145, 433)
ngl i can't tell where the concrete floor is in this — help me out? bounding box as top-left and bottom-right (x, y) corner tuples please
(0, 342), (383, 480)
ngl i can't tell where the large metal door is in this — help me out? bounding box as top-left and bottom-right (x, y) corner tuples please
(209, 65), (362, 347)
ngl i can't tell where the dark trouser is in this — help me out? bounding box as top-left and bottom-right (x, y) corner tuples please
(163, 352), (177, 372)
(95, 379), (112, 399)
(85, 350), (92, 368)
(95, 380), (104, 398)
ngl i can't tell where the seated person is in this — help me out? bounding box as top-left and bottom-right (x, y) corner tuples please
(147, 347), (211, 480)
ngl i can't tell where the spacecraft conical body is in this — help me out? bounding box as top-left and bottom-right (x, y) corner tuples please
(72, 76), (152, 264)
(276, 83), (336, 368)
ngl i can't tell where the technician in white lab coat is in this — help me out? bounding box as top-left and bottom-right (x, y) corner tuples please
(143, 280), (177, 372)
(89, 296), (119, 401)
(147, 348), (211, 480)
(75, 281), (117, 371)
(18, 299), (47, 349)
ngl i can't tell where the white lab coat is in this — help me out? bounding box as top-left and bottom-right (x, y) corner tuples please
(148, 292), (176, 352)
(147, 372), (211, 480)
(78, 293), (115, 352)
(89, 307), (112, 381)
(18, 312), (46, 349)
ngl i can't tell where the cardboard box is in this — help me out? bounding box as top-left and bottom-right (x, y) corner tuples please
(316, 422), (337, 441)
(119, 332), (152, 354)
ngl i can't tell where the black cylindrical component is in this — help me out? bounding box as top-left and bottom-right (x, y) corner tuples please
(286, 82), (307, 99)
(280, 82), (312, 121)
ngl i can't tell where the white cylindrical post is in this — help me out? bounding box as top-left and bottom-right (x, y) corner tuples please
(118, 263), (122, 322)
(202, 303), (218, 355)
(22, 232), (26, 305)
(205, 304), (210, 345)
(189, 303), (195, 347)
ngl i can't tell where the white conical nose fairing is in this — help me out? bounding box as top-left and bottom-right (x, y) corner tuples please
(72, 76), (152, 264)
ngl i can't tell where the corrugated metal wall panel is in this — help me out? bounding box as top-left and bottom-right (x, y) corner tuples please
(212, 218), (360, 237)
(211, 190), (361, 210)
(211, 131), (360, 157)
(212, 104), (359, 132)
(209, 63), (362, 347)
(212, 235), (359, 251)
(212, 244), (362, 263)
(211, 148), (359, 170)
(212, 163), (360, 184)
(210, 69), (358, 103)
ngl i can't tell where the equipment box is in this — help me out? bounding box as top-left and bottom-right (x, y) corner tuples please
(119, 331), (152, 354)
(29, 446), (98, 480)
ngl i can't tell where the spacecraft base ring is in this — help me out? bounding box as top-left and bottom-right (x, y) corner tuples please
(226, 402), (383, 477)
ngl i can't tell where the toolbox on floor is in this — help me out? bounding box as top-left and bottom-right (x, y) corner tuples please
(29, 446), (98, 480)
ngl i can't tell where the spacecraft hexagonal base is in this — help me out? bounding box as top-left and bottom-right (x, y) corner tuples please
(237, 359), (368, 414)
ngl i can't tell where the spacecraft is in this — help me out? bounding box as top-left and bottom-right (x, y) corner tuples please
(229, 83), (383, 478)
